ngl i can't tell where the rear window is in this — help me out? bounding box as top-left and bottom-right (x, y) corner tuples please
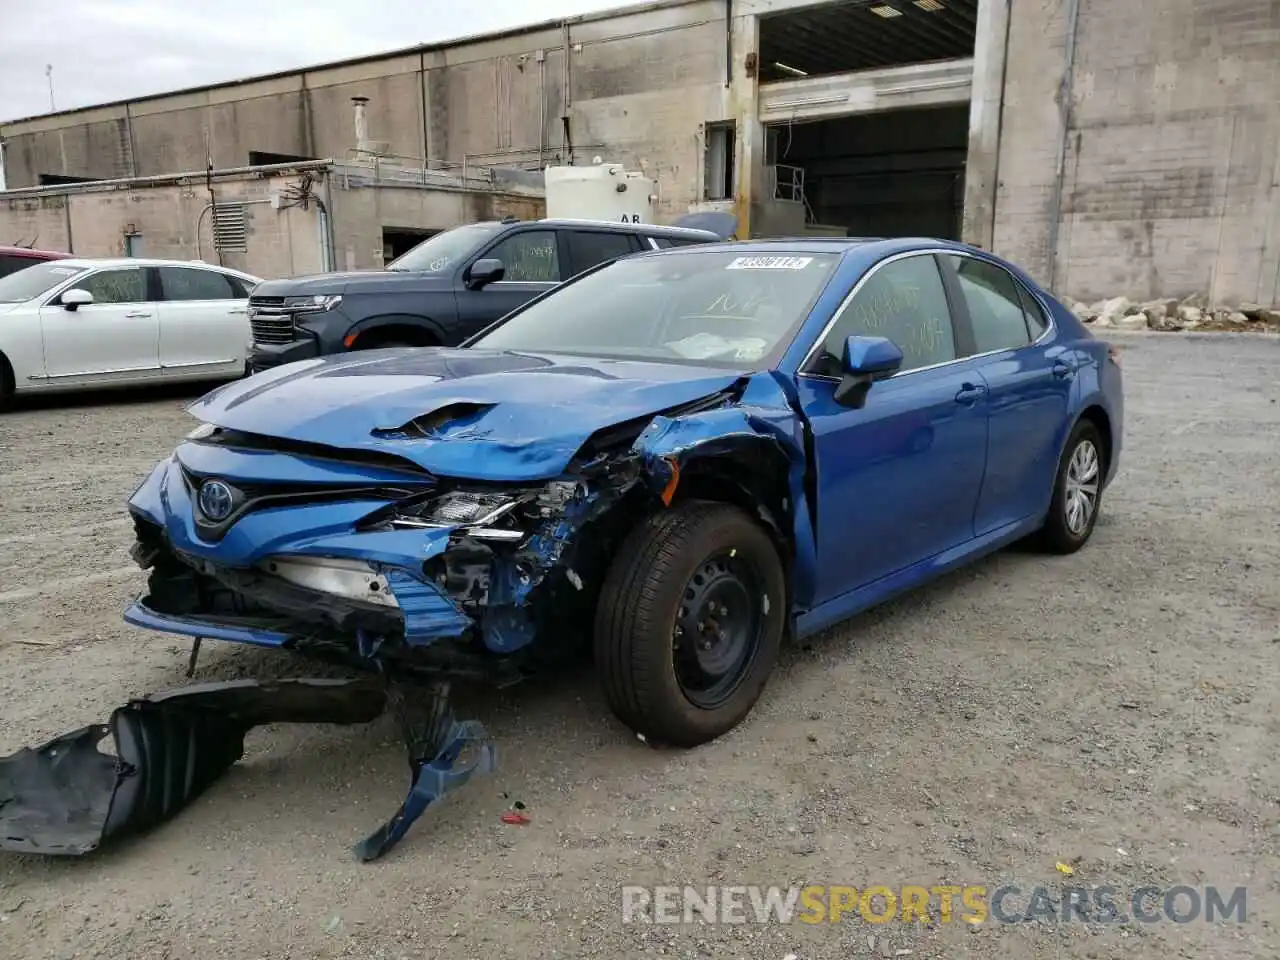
(655, 237), (708, 248)
(0, 253), (41, 278)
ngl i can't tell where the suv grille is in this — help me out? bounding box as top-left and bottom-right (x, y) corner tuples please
(248, 296), (295, 344)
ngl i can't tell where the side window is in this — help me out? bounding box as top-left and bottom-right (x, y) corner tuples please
(76, 268), (147, 305)
(649, 237), (673, 249)
(484, 230), (561, 283)
(668, 238), (707, 247)
(1016, 283), (1049, 339)
(0, 254), (24, 278)
(566, 230), (636, 275)
(227, 275), (255, 298)
(945, 255), (1032, 354)
(813, 254), (955, 374)
(159, 267), (237, 301)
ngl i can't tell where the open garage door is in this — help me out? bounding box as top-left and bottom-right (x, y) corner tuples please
(755, 0), (977, 240)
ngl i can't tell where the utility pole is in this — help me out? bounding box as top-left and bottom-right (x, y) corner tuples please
(46, 64), (55, 112)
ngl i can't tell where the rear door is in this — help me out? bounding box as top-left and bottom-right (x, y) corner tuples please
(454, 228), (564, 337)
(37, 265), (160, 381)
(155, 266), (249, 375)
(563, 228), (642, 277)
(937, 253), (1073, 534)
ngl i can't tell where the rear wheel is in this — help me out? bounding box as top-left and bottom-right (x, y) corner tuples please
(593, 501), (785, 747)
(1035, 419), (1104, 554)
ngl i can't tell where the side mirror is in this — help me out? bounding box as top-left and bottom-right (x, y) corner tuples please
(833, 335), (903, 408)
(466, 258), (505, 290)
(61, 288), (94, 311)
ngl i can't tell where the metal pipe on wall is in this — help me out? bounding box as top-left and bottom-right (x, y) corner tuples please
(725, 0), (733, 88)
(561, 21), (574, 165)
(0, 159), (338, 200)
(538, 51), (546, 167)
(1045, 0), (1082, 294)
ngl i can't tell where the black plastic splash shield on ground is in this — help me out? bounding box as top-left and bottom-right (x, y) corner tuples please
(0, 677), (495, 861)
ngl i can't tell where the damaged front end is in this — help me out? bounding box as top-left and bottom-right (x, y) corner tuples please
(123, 378), (780, 685)
(124, 433), (650, 684)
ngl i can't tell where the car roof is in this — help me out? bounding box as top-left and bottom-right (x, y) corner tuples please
(45, 257), (262, 279)
(629, 236), (986, 257)
(470, 217), (721, 240)
(539, 218), (721, 239)
(0, 245), (71, 258)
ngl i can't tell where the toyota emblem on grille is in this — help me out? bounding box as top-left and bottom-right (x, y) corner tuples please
(197, 479), (235, 522)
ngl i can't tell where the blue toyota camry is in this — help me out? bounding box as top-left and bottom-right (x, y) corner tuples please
(125, 237), (1123, 747)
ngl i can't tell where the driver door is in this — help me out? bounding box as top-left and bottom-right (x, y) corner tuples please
(454, 229), (563, 338)
(793, 252), (991, 605)
(38, 265), (161, 382)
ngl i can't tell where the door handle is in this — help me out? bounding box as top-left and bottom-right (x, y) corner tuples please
(125, 312), (152, 318)
(954, 382), (987, 405)
(1053, 359), (1076, 380)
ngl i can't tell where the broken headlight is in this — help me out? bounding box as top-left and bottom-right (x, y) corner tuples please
(427, 491), (521, 525)
(389, 489), (525, 540)
(388, 481), (585, 541)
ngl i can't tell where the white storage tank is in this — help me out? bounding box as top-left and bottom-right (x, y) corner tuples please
(544, 157), (657, 224)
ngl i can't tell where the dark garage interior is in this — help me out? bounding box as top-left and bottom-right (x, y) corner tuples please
(756, 0), (977, 239)
(769, 105), (969, 239)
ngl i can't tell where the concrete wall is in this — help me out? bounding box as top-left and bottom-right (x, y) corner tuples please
(327, 180), (545, 272)
(0, 0), (731, 222)
(0, 172), (329, 278)
(0, 169), (547, 279)
(994, 0), (1280, 305)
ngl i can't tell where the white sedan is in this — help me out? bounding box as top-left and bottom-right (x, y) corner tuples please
(0, 257), (262, 407)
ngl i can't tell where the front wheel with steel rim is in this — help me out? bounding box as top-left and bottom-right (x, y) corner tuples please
(594, 501), (786, 747)
(1036, 419), (1105, 554)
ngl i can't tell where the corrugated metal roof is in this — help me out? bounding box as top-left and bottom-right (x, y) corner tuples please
(760, 0), (978, 80)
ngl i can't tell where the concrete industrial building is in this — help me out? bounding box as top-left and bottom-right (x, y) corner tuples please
(1, 0), (1278, 304)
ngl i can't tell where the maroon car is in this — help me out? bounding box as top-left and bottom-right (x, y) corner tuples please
(0, 245), (72, 278)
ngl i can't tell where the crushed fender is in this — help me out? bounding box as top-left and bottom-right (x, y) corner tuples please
(0, 677), (494, 862)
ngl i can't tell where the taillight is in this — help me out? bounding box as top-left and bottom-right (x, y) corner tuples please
(1107, 344), (1121, 367)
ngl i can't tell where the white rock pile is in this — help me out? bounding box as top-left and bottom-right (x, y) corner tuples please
(1058, 293), (1280, 332)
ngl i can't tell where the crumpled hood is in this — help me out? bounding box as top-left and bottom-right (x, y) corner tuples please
(189, 347), (745, 481)
(251, 271), (451, 297)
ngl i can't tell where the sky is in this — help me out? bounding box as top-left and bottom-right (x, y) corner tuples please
(0, 0), (620, 123)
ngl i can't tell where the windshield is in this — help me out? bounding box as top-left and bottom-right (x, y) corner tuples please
(386, 223), (504, 272)
(0, 261), (88, 303)
(470, 250), (839, 367)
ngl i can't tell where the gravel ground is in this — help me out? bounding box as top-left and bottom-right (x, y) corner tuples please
(1, 332), (1277, 959)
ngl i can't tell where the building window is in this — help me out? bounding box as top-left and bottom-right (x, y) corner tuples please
(704, 121), (736, 201)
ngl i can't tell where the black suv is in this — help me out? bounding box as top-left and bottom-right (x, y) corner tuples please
(247, 216), (732, 370)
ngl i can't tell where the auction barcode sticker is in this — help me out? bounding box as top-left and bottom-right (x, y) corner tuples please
(726, 256), (814, 270)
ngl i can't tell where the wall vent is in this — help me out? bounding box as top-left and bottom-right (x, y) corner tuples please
(211, 202), (248, 252)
